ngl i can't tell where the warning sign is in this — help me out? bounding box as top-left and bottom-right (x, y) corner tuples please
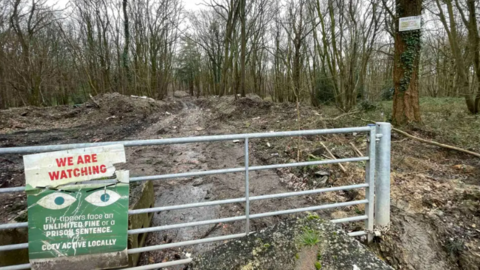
(23, 144), (126, 190)
(24, 146), (129, 270)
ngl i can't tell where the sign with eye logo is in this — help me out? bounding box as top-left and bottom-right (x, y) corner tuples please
(24, 146), (130, 270)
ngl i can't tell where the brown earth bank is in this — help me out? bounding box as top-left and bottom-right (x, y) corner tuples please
(0, 92), (479, 269)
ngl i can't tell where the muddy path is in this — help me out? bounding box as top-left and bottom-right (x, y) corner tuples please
(116, 97), (310, 265)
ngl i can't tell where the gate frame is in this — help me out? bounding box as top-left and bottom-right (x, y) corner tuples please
(0, 123), (391, 270)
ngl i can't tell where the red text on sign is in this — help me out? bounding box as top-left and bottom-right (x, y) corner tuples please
(49, 154), (105, 181)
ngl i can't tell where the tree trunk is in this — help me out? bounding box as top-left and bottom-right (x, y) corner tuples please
(467, 0), (480, 113)
(392, 0), (422, 125)
(240, 0), (246, 97)
(122, 0), (130, 85)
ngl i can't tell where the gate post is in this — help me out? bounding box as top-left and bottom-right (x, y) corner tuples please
(375, 122), (391, 229)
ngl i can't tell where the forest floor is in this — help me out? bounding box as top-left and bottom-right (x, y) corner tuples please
(0, 93), (479, 270)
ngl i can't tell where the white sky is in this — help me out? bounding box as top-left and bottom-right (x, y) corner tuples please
(52, 0), (204, 10)
(183, 0), (204, 11)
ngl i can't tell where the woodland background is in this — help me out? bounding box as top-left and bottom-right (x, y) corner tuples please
(0, 0), (478, 116)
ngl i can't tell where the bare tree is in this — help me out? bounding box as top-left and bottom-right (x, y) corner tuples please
(431, 0), (480, 113)
(9, 0), (57, 105)
(313, 0), (382, 111)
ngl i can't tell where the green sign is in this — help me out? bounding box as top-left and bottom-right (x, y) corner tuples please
(24, 146), (129, 270)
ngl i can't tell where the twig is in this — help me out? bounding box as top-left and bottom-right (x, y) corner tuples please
(323, 110), (359, 121)
(392, 127), (480, 158)
(89, 94), (100, 108)
(320, 142), (347, 173)
(200, 223), (221, 239)
(303, 111), (359, 129)
(359, 118), (480, 159)
(349, 142), (364, 157)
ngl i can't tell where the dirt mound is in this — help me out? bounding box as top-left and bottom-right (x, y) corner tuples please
(206, 95), (273, 121)
(0, 93), (180, 133)
(94, 92), (169, 119)
(234, 95), (272, 110)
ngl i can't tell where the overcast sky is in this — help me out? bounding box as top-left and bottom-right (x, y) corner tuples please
(52, 0), (204, 10)
(183, 0), (204, 11)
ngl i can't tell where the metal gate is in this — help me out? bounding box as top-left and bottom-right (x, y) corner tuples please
(0, 123), (391, 270)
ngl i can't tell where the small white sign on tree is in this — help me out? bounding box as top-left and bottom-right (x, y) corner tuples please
(399, 16), (421, 32)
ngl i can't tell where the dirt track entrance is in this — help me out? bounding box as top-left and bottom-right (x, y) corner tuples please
(1, 93), (479, 269)
(120, 98), (311, 265)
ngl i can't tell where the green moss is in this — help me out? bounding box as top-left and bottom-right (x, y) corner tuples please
(315, 261), (322, 269)
(306, 212), (320, 220)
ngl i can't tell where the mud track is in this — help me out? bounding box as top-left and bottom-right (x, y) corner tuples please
(121, 98), (310, 265)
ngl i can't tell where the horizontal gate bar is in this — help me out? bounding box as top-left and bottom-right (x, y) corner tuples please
(128, 200), (368, 235)
(249, 200), (368, 220)
(331, 215), (368, 224)
(249, 183), (368, 202)
(1, 184), (369, 237)
(348, 231), (367, 237)
(0, 186), (25, 193)
(0, 190), (369, 231)
(249, 157), (368, 171)
(129, 198), (246, 215)
(127, 233), (246, 254)
(0, 216), (368, 254)
(129, 183), (368, 215)
(0, 127), (371, 155)
(0, 216), (245, 232)
(130, 167), (244, 182)
(128, 216), (368, 254)
(122, 259), (193, 270)
(128, 216), (245, 235)
(0, 157), (368, 194)
(125, 215), (368, 255)
(0, 243), (28, 252)
(130, 157), (369, 183)
(0, 260), (196, 270)
(0, 264), (31, 270)
(0, 223), (28, 230)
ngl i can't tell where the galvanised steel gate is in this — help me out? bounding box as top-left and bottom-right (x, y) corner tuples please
(0, 123), (391, 270)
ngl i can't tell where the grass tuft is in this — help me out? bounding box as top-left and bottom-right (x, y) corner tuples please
(299, 227), (320, 247)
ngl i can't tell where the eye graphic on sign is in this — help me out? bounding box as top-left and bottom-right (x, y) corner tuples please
(37, 192), (77, 210)
(85, 190), (121, 207)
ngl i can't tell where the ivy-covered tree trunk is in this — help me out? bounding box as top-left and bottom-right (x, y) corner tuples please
(392, 0), (422, 125)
